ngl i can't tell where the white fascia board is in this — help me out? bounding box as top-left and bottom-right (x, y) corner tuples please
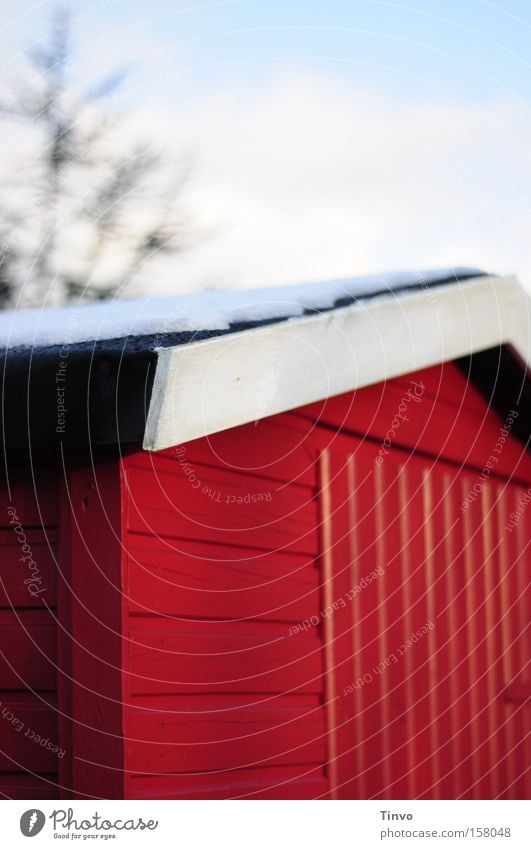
(143, 275), (531, 451)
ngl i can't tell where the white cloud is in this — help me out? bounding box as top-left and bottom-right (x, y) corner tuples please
(144, 65), (531, 294)
(3, 55), (531, 299)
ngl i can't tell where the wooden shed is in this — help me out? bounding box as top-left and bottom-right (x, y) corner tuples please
(0, 268), (529, 800)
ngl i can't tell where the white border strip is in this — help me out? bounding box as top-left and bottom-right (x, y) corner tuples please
(4, 799), (529, 847)
(144, 275), (531, 451)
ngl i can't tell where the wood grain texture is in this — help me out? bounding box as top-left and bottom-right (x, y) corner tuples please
(0, 693), (59, 773)
(125, 456), (318, 555)
(0, 530), (57, 608)
(67, 459), (125, 799)
(126, 695), (326, 773)
(0, 772), (60, 799)
(0, 466), (58, 527)
(128, 765), (329, 799)
(159, 414), (316, 488)
(127, 620), (323, 696)
(296, 366), (531, 482)
(314, 430), (530, 800)
(0, 610), (57, 690)
(1, 359), (522, 801)
(121, 440), (327, 799)
(393, 362), (488, 415)
(126, 538), (319, 623)
(0, 464), (60, 796)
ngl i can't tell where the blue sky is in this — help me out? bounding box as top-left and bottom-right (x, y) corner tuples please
(1, 1), (531, 293)
(9, 0), (528, 101)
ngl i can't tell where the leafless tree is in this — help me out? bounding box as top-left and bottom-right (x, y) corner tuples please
(0, 7), (195, 308)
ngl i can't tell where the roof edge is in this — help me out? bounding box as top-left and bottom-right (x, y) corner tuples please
(144, 274), (531, 451)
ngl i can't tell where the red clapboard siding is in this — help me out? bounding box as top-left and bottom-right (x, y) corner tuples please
(316, 432), (530, 801)
(158, 414), (316, 488)
(0, 773), (60, 799)
(0, 693), (59, 772)
(0, 531), (57, 608)
(126, 696), (326, 772)
(297, 370), (531, 482)
(127, 620), (323, 695)
(0, 468), (58, 527)
(114, 361), (530, 802)
(124, 458), (318, 554)
(0, 464), (60, 797)
(0, 611), (57, 690)
(128, 765), (329, 800)
(393, 362), (488, 415)
(122, 437), (326, 799)
(499, 484), (530, 800)
(126, 539), (319, 623)
(67, 461), (125, 800)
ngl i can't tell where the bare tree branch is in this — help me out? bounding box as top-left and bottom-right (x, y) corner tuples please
(0, 6), (197, 307)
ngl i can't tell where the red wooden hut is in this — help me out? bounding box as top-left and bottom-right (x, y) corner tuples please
(0, 268), (529, 800)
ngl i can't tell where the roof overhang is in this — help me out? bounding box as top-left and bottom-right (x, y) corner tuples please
(144, 274), (531, 451)
(2, 272), (530, 459)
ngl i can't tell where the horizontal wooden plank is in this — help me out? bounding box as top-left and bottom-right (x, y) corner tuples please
(0, 611), (57, 690)
(124, 459), (318, 555)
(0, 772), (59, 799)
(155, 414), (317, 488)
(128, 765), (329, 799)
(126, 539), (319, 623)
(126, 697), (326, 772)
(127, 620), (323, 695)
(125, 692), (321, 710)
(0, 693), (60, 773)
(393, 362), (487, 415)
(0, 468), (58, 528)
(0, 531), (57, 608)
(296, 374), (531, 481)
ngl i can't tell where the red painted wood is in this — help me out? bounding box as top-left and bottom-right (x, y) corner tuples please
(114, 365), (529, 800)
(127, 619), (323, 695)
(0, 463), (60, 797)
(120, 442), (327, 800)
(163, 414), (316, 488)
(0, 530), (57, 608)
(393, 361), (488, 415)
(124, 455), (318, 555)
(1, 359), (527, 801)
(57, 469), (74, 798)
(0, 610), (57, 690)
(128, 765), (329, 800)
(398, 459), (438, 799)
(499, 485), (530, 800)
(126, 694), (326, 773)
(0, 466), (58, 527)
(296, 366), (531, 483)
(0, 773), (60, 799)
(315, 431), (530, 800)
(126, 538), (319, 623)
(67, 459), (125, 799)
(0, 693), (60, 773)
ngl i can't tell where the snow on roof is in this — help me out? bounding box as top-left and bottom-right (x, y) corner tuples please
(0, 267), (484, 351)
(144, 272), (530, 450)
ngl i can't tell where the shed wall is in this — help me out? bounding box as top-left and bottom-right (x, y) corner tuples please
(319, 437), (530, 799)
(0, 465), (61, 799)
(117, 362), (530, 799)
(121, 415), (328, 799)
(0, 361), (529, 800)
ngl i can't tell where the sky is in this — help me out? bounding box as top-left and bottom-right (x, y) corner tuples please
(1, 0), (531, 295)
